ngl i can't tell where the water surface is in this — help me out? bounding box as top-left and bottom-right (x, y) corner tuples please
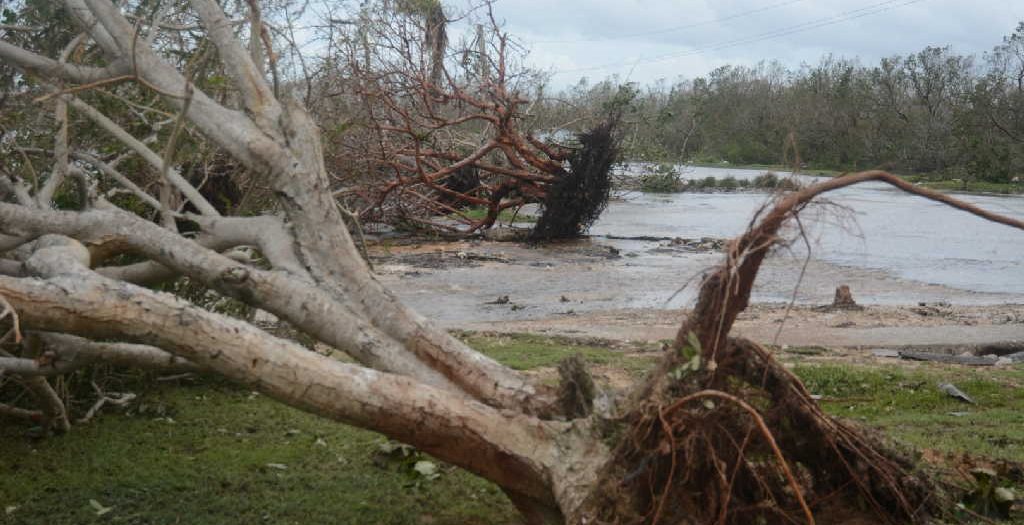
(595, 166), (1024, 296)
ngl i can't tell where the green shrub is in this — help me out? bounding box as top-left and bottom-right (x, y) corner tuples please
(638, 163), (684, 193)
(776, 177), (801, 191)
(752, 172), (779, 188)
(698, 176), (718, 188)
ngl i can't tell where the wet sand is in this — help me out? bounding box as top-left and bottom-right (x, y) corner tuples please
(372, 238), (1024, 347)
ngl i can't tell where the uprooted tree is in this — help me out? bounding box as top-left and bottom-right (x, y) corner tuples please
(2, 2), (1024, 524)
(316, 2), (616, 239)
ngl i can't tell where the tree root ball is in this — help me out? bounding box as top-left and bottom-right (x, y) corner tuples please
(578, 337), (944, 525)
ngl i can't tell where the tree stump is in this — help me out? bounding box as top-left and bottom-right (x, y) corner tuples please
(832, 284), (862, 309)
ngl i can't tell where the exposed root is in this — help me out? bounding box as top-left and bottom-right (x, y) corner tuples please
(655, 388), (815, 525)
(557, 354), (597, 419)
(582, 337), (941, 524)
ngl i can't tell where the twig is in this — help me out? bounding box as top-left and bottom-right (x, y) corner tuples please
(772, 214), (812, 346)
(158, 81), (194, 229)
(0, 293), (22, 343)
(78, 381), (136, 423)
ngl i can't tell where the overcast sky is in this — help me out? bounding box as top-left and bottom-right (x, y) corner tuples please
(457, 0), (1024, 88)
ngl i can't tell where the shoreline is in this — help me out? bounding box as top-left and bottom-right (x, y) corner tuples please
(372, 237), (1024, 349)
(671, 161), (1024, 195)
(452, 303), (1024, 348)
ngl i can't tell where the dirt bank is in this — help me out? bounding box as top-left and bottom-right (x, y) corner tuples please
(458, 303), (1024, 348)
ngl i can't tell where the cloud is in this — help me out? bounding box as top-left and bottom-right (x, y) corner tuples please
(456, 0), (1024, 87)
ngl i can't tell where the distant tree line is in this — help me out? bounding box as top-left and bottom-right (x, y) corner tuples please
(534, 22), (1024, 184)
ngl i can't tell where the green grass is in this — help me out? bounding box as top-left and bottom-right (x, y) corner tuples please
(4, 335), (1024, 524)
(1, 332), (656, 525)
(460, 332), (659, 375)
(688, 161), (845, 178)
(795, 363), (1024, 462)
(914, 178), (1024, 195)
(687, 161), (1024, 194)
(0, 378), (517, 525)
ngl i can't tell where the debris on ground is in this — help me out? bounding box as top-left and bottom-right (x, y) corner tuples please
(965, 467), (1018, 519)
(912, 301), (954, 317)
(938, 382), (976, 404)
(899, 351), (998, 366)
(482, 227), (530, 242)
(647, 236), (725, 254)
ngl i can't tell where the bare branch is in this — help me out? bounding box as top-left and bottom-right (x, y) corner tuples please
(65, 95), (220, 216)
(0, 205), (461, 390)
(35, 34), (91, 207)
(189, 0), (281, 126)
(0, 332), (199, 376)
(0, 40), (127, 84)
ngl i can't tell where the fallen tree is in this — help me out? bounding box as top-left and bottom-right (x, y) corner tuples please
(2, 2), (1024, 524)
(318, 3), (614, 238)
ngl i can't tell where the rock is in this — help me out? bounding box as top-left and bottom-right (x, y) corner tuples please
(483, 227), (528, 242)
(938, 382), (975, 404)
(486, 295), (510, 305)
(910, 302), (953, 317)
(900, 351), (996, 366)
(1002, 351), (1024, 363)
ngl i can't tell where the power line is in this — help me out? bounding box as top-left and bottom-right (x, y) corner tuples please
(531, 0), (807, 45)
(547, 0), (928, 76)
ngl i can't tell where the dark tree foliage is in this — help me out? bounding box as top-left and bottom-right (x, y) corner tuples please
(436, 165), (481, 208)
(530, 121), (618, 241)
(535, 24), (1024, 184)
(175, 157), (243, 233)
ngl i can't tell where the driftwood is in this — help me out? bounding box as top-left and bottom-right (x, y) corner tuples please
(898, 351), (998, 366)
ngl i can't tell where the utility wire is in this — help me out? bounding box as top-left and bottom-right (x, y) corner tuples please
(531, 0), (807, 44)
(547, 0), (928, 76)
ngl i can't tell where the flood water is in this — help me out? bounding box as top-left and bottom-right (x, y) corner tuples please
(595, 166), (1024, 296)
(379, 165), (1024, 327)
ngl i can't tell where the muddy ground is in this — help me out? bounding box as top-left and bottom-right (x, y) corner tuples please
(370, 236), (1024, 350)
